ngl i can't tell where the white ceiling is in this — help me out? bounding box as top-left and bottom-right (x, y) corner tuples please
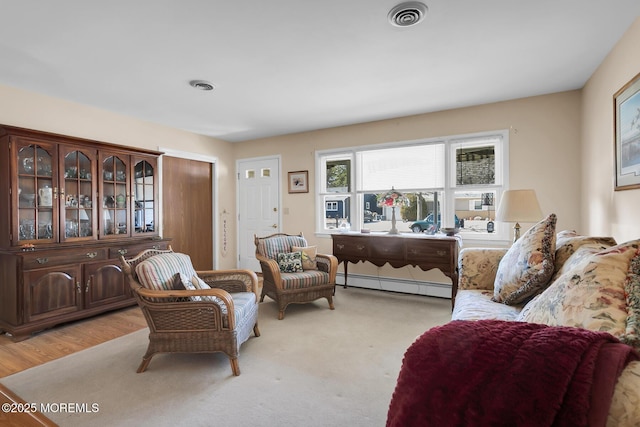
(0, 1), (638, 142)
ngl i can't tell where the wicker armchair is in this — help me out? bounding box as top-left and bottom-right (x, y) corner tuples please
(254, 232), (338, 320)
(120, 247), (260, 376)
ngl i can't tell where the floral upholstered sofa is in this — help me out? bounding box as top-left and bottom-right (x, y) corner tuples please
(452, 213), (640, 426)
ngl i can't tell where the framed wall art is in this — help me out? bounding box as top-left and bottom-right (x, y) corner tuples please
(614, 71), (640, 191)
(288, 170), (308, 193)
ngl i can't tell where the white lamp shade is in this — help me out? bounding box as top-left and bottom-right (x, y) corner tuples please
(495, 189), (543, 223)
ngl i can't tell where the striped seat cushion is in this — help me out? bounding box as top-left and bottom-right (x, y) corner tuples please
(258, 235), (308, 260)
(230, 292), (257, 326)
(281, 270), (330, 290)
(135, 253), (197, 291)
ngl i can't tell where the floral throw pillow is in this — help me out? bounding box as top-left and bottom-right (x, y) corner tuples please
(277, 252), (303, 273)
(492, 213), (557, 305)
(292, 245), (318, 270)
(553, 230), (617, 280)
(518, 240), (640, 348)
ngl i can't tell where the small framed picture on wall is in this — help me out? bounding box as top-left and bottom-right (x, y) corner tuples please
(288, 170), (308, 193)
(614, 71), (640, 191)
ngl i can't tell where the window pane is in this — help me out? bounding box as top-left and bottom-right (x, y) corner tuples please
(405, 191), (446, 234)
(323, 195), (350, 230)
(326, 159), (350, 192)
(454, 190), (496, 234)
(455, 145), (495, 185)
(357, 144), (444, 191)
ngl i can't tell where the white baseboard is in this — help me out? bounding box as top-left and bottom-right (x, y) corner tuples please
(336, 273), (452, 299)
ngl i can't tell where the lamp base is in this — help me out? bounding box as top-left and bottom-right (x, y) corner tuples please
(513, 222), (521, 243)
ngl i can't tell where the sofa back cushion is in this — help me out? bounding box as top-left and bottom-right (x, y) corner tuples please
(518, 239), (640, 349)
(493, 213), (557, 305)
(135, 252), (197, 291)
(257, 235), (307, 260)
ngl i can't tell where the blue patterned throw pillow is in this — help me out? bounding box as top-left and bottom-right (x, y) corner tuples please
(277, 252), (303, 273)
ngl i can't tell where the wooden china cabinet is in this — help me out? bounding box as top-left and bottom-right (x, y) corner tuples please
(0, 125), (170, 341)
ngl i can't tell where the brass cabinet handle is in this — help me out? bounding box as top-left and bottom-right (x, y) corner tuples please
(152, 245), (160, 250)
(337, 244), (344, 250)
(86, 279), (90, 292)
(36, 257), (48, 264)
(118, 249), (128, 255)
(436, 250), (447, 256)
(76, 282), (82, 293)
(357, 245), (366, 251)
(86, 252), (98, 258)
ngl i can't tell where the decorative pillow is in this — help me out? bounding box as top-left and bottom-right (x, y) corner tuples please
(277, 252), (303, 273)
(493, 213), (557, 305)
(553, 230), (617, 280)
(190, 275), (221, 303)
(292, 245), (318, 270)
(172, 272), (190, 290)
(518, 240), (640, 348)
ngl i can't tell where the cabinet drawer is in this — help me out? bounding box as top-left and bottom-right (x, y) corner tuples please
(22, 248), (108, 269)
(405, 241), (453, 264)
(333, 238), (369, 257)
(369, 242), (405, 261)
(109, 241), (169, 259)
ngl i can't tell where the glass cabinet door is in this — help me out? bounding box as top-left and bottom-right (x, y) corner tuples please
(133, 158), (156, 235)
(61, 147), (96, 241)
(16, 141), (56, 244)
(100, 154), (130, 238)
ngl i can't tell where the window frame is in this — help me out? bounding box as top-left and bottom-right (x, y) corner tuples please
(315, 130), (510, 242)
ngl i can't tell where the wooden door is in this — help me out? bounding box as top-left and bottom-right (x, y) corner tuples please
(162, 156), (213, 270)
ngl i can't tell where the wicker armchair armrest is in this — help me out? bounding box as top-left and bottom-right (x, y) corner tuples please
(135, 287), (236, 329)
(458, 247), (508, 291)
(257, 257), (283, 289)
(198, 269), (260, 301)
(316, 254), (338, 283)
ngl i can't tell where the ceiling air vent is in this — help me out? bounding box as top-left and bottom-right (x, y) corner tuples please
(189, 80), (215, 91)
(388, 2), (428, 27)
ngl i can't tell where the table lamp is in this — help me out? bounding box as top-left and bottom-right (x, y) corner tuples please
(495, 189), (543, 242)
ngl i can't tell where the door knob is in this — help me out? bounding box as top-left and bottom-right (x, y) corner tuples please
(271, 224), (278, 228)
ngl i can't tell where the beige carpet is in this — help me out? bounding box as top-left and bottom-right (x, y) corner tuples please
(1, 287), (452, 427)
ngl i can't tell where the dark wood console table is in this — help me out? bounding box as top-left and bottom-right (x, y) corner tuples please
(331, 233), (459, 308)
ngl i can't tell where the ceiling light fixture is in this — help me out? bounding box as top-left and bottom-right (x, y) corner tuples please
(189, 80), (215, 91)
(388, 1), (428, 27)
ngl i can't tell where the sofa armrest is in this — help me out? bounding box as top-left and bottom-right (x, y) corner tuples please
(458, 247), (508, 291)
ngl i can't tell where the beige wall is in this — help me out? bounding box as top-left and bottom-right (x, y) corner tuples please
(0, 84), (239, 269)
(3, 16), (638, 278)
(582, 17), (640, 242)
(234, 91), (583, 281)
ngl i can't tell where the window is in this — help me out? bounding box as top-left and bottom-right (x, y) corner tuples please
(316, 130), (509, 240)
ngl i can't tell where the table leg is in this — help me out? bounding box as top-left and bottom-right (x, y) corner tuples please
(343, 261), (348, 288)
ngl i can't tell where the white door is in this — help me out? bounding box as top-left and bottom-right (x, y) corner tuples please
(237, 157), (280, 271)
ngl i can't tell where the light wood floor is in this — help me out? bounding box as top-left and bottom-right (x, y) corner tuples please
(0, 306), (146, 378)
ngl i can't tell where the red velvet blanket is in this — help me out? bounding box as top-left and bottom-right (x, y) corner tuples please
(387, 320), (639, 427)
